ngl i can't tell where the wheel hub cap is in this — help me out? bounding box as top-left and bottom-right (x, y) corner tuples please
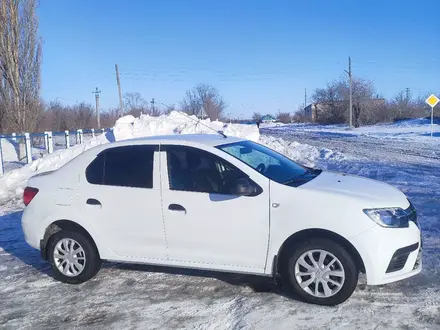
(53, 238), (86, 277)
(294, 249), (345, 298)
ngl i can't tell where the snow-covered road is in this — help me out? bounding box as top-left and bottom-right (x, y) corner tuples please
(1, 126), (440, 329)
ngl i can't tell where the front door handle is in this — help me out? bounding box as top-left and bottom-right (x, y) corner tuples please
(168, 204), (186, 213)
(86, 198), (101, 206)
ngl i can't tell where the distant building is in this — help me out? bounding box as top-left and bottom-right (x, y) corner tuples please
(261, 114), (276, 123)
(304, 99), (386, 122)
(304, 103), (325, 122)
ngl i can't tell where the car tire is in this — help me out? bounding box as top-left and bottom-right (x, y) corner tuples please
(48, 230), (101, 284)
(280, 238), (358, 306)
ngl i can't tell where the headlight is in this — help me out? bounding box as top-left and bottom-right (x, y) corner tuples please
(363, 208), (409, 228)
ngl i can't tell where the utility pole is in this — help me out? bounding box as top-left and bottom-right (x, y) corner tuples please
(344, 56), (353, 128)
(92, 87), (102, 129)
(405, 87), (410, 102)
(115, 64), (124, 117)
(304, 88), (307, 115)
(150, 98), (155, 114)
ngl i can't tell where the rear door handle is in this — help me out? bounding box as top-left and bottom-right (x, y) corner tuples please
(86, 198), (101, 206)
(168, 204), (186, 213)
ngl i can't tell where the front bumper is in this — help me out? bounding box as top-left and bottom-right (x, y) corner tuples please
(351, 221), (422, 285)
(386, 242), (419, 273)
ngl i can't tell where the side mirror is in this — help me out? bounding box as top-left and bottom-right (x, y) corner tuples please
(234, 177), (258, 196)
(239, 147), (252, 155)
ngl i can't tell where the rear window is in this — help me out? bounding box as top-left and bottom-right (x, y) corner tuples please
(86, 145), (155, 188)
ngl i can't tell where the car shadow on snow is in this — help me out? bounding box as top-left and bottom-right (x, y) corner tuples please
(0, 210), (303, 301)
(102, 261), (302, 300)
(3, 209), (438, 304)
(0, 211), (52, 276)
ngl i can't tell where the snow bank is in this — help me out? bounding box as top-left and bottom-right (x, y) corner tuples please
(112, 111), (260, 142)
(0, 138), (19, 162)
(259, 136), (319, 167)
(259, 135), (352, 167)
(263, 118), (440, 141)
(0, 138), (108, 203)
(0, 111), (342, 204)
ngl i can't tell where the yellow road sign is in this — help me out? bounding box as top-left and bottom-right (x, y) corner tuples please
(425, 94), (439, 108)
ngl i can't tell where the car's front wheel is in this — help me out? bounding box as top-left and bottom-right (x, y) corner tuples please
(48, 230), (101, 284)
(281, 238), (358, 305)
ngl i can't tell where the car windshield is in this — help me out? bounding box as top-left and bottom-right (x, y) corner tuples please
(217, 140), (318, 185)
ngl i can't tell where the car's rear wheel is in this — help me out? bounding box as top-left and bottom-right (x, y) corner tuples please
(281, 238), (358, 305)
(48, 230), (101, 284)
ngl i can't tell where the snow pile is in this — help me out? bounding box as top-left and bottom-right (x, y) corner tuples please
(391, 118), (439, 128)
(353, 118), (440, 139)
(0, 138), (19, 162)
(259, 135), (319, 167)
(262, 118), (440, 141)
(319, 148), (357, 161)
(112, 112), (260, 142)
(0, 138), (108, 203)
(259, 135), (353, 167)
(0, 111), (344, 204)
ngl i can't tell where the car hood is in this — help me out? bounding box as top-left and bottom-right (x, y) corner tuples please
(299, 171), (409, 208)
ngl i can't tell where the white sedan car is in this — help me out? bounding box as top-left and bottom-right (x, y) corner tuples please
(21, 134), (422, 305)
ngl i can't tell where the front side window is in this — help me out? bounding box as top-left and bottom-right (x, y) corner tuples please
(86, 145), (155, 188)
(217, 140), (320, 186)
(166, 146), (250, 194)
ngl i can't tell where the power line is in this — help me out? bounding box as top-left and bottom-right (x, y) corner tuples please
(174, 111), (227, 138)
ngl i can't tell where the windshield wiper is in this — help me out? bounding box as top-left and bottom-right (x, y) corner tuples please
(282, 169), (322, 185)
(282, 170), (311, 185)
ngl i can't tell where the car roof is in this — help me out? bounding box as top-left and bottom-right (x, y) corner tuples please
(114, 133), (245, 147)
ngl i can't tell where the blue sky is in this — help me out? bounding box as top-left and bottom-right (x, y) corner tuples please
(38, 0), (440, 117)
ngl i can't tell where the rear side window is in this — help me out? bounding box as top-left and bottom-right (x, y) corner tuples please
(86, 153), (104, 184)
(86, 145), (155, 188)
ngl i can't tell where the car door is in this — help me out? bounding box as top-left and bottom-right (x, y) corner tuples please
(160, 145), (270, 272)
(79, 144), (167, 261)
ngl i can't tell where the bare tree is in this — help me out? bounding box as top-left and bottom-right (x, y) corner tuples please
(123, 92), (148, 117)
(45, 101), (69, 131)
(38, 101), (95, 131)
(312, 77), (387, 126)
(149, 104), (162, 117)
(181, 88), (202, 117)
(336, 78), (377, 127)
(313, 82), (346, 124)
(0, 0), (42, 132)
(276, 111), (291, 124)
(389, 89), (428, 120)
(292, 105), (310, 123)
(393, 90), (411, 118)
(252, 112), (262, 123)
(163, 103), (176, 115)
(196, 84), (226, 120)
(413, 94), (432, 118)
(181, 84), (226, 120)
(70, 102), (94, 128)
(101, 108), (120, 129)
(0, 98), (7, 131)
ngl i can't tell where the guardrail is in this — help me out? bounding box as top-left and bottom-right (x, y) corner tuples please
(0, 128), (108, 175)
